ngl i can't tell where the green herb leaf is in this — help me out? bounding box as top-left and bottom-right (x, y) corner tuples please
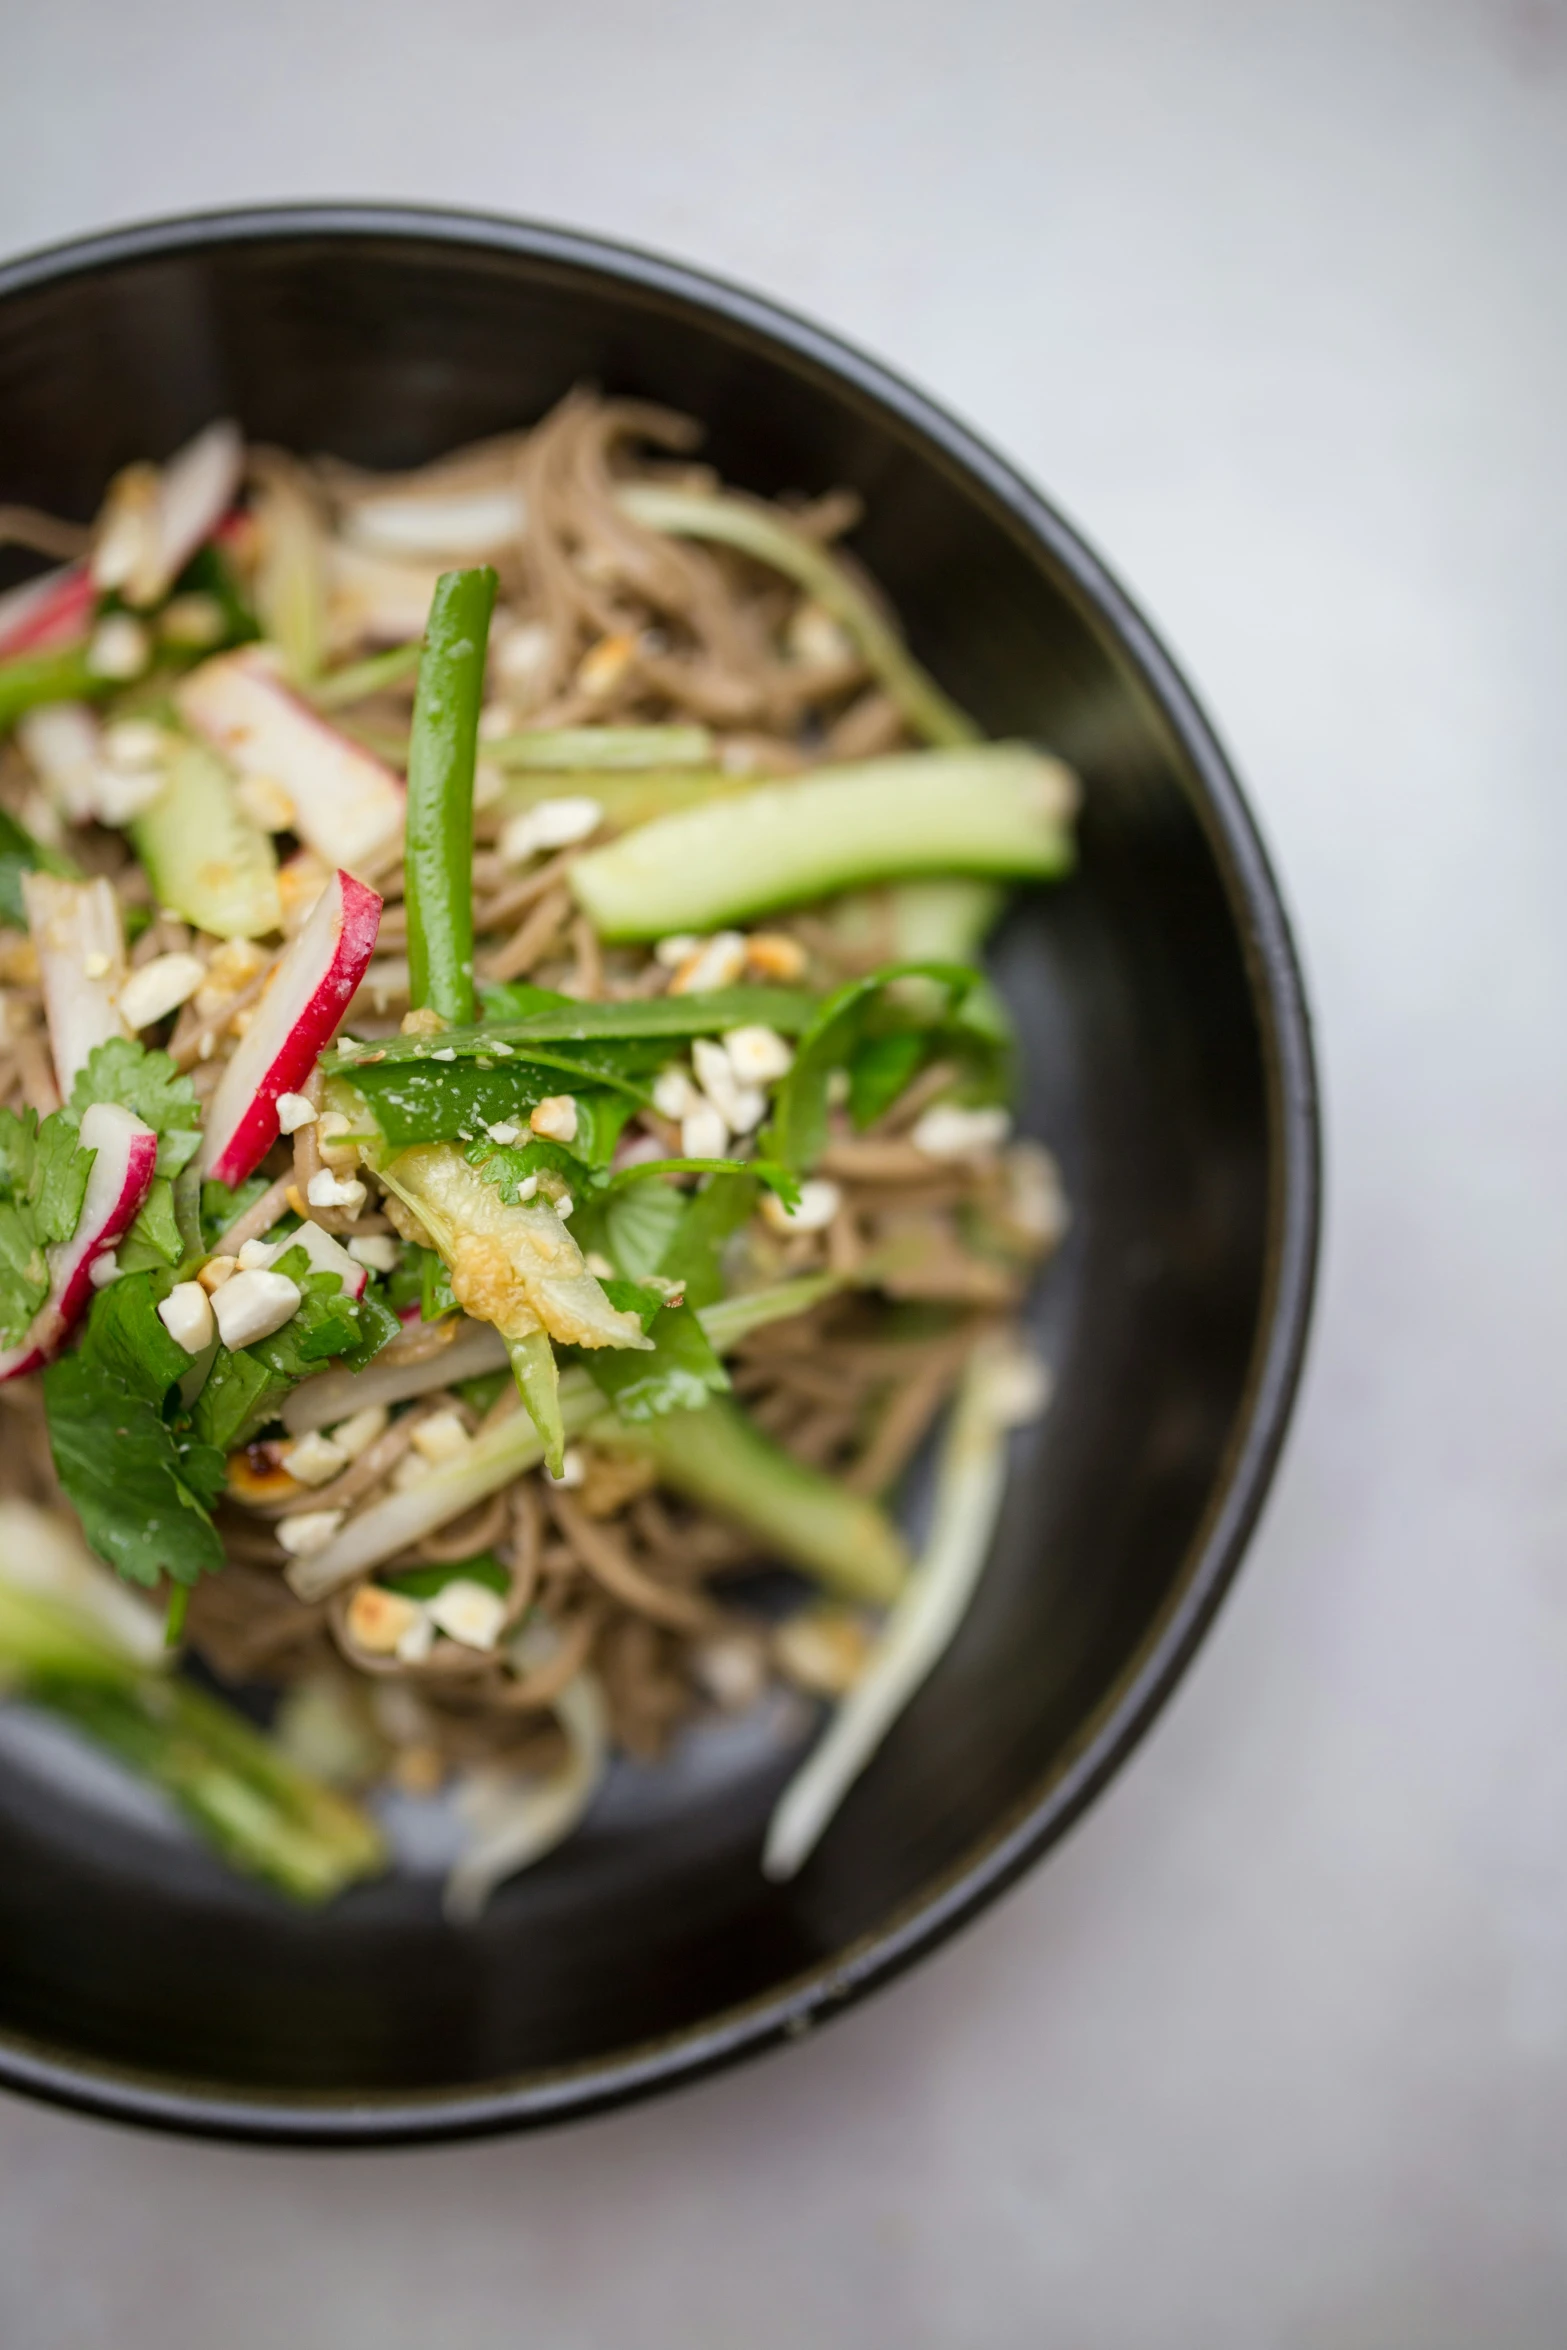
(67, 1038), (202, 1178)
(379, 1551), (510, 1602)
(116, 1176), (185, 1273)
(192, 1258), (397, 1452)
(658, 1172), (759, 1312)
(335, 986), (820, 1069)
(200, 1174), (272, 1251)
(765, 961), (976, 1172)
(0, 1104), (94, 1348)
(604, 1180), (686, 1282)
(848, 1030), (926, 1129)
(583, 1299), (729, 1421)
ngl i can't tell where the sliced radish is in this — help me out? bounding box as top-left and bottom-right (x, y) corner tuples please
(22, 873), (128, 1095)
(245, 1216), (368, 1301)
(0, 1102), (158, 1381)
(0, 563), (94, 659)
(16, 704), (104, 825)
(92, 421), (244, 610)
(201, 867), (382, 1186)
(177, 645), (405, 872)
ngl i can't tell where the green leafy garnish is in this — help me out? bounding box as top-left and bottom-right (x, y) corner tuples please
(43, 1272), (226, 1590)
(116, 1176), (186, 1274)
(379, 1551), (510, 1602)
(67, 1038), (202, 1178)
(192, 1251), (398, 1454)
(199, 1173), (271, 1251)
(582, 1299), (729, 1422)
(765, 962), (977, 1172)
(658, 1171), (760, 1311)
(0, 1104), (95, 1348)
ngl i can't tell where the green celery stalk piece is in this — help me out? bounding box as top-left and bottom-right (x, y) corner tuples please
(616, 484), (979, 747)
(488, 724), (713, 770)
(596, 1394), (909, 1605)
(131, 738), (282, 939)
(568, 743), (1077, 942)
(507, 1326), (567, 1478)
(499, 767), (751, 832)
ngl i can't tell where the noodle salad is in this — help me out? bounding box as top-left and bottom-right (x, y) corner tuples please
(0, 397), (1074, 1911)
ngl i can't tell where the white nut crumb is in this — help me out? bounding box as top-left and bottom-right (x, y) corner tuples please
(235, 774), (296, 832)
(554, 1191), (574, 1219)
(774, 1606), (873, 1696)
(652, 1065), (699, 1120)
(345, 1234), (399, 1274)
(306, 1168), (368, 1212)
(744, 933), (807, 983)
(88, 1253), (122, 1289)
(156, 1280), (213, 1355)
(653, 934), (702, 970)
(396, 1610), (435, 1664)
(197, 1254), (237, 1293)
(345, 1584), (423, 1656)
(529, 1094), (578, 1144)
(761, 1178), (842, 1235)
(276, 1509), (346, 1559)
(911, 1103), (1013, 1159)
(584, 1250), (616, 1279)
(680, 1102), (729, 1161)
(692, 1634), (768, 1712)
(693, 1036), (764, 1135)
(281, 1430), (348, 1488)
(391, 1452), (432, 1493)
(82, 951), (111, 981)
(210, 1268), (302, 1348)
(118, 951), (205, 1031)
(494, 619), (553, 688)
(543, 1446), (586, 1489)
(722, 1024), (794, 1084)
(498, 795), (603, 865)
(426, 1578), (507, 1652)
(101, 717), (170, 772)
(513, 1173), (539, 1202)
(275, 1091), (318, 1134)
(485, 1120), (522, 1146)
(410, 1409), (471, 1466)
(669, 931), (747, 995)
(85, 612), (151, 681)
(236, 1237), (277, 1271)
(327, 1405), (389, 1460)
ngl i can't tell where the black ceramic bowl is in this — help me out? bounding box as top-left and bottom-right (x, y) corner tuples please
(0, 207), (1317, 2144)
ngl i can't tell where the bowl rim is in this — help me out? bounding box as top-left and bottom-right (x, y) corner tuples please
(0, 201), (1321, 2146)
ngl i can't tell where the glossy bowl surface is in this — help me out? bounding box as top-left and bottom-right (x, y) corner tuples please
(0, 207), (1318, 2143)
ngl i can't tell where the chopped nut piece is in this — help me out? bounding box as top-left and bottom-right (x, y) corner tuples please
(529, 1094), (578, 1144)
(85, 612), (151, 681)
(157, 1279), (215, 1355)
(82, 951), (111, 981)
(543, 1445), (586, 1489)
(499, 795), (603, 864)
(88, 1254), (122, 1290)
(197, 1255), (238, 1293)
(410, 1409), (470, 1466)
(761, 1178), (842, 1236)
(346, 1583), (423, 1656)
(346, 1234), (399, 1274)
(722, 1024), (793, 1084)
(652, 1065), (699, 1120)
(774, 1606), (873, 1696)
(574, 630), (637, 700)
(275, 1508), (345, 1559)
(485, 1120), (522, 1145)
(281, 1430), (349, 1487)
(692, 1633), (769, 1712)
(692, 1036), (764, 1135)
(118, 951), (204, 1031)
(653, 933), (702, 970)
(744, 932), (806, 983)
(680, 1102), (728, 1161)
(911, 1103), (1013, 1159)
(275, 1091), (318, 1134)
(211, 1268), (302, 1348)
(426, 1578), (507, 1652)
(669, 931), (746, 995)
(307, 1168), (368, 1212)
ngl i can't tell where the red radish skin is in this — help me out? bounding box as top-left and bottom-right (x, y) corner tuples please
(177, 648), (405, 873)
(202, 869), (382, 1187)
(0, 1103), (158, 1382)
(0, 564), (94, 659)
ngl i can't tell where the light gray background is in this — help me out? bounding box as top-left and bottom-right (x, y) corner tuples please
(2, 3), (1564, 2342)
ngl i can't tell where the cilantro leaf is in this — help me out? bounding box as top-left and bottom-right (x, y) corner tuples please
(191, 1253), (398, 1452)
(658, 1171), (759, 1311)
(200, 1174), (270, 1251)
(43, 1273), (226, 1590)
(0, 1104), (94, 1348)
(604, 1179), (686, 1282)
(116, 1176), (185, 1273)
(582, 1299), (729, 1422)
(67, 1038), (201, 1178)
(764, 962), (976, 1173)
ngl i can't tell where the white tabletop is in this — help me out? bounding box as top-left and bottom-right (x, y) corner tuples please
(2, 4), (1564, 2342)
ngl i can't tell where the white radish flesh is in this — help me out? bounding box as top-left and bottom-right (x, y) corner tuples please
(177, 647), (404, 873)
(200, 867), (382, 1186)
(22, 873), (128, 1094)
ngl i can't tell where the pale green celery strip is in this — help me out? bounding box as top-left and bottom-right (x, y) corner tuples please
(310, 641), (423, 709)
(617, 483), (980, 748)
(486, 725), (713, 771)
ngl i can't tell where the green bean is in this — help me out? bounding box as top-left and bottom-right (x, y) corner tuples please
(403, 567), (496, 1025)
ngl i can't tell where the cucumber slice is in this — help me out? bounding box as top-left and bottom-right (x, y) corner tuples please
(568, 743), (1077, 942)
(132, 740), (282, 939)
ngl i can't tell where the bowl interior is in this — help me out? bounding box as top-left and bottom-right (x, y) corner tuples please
(0, 220), (1304, 2133)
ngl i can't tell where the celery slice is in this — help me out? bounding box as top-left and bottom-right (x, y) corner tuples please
(131, 738), (282, 939)
(569, 744), (1076, 941)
